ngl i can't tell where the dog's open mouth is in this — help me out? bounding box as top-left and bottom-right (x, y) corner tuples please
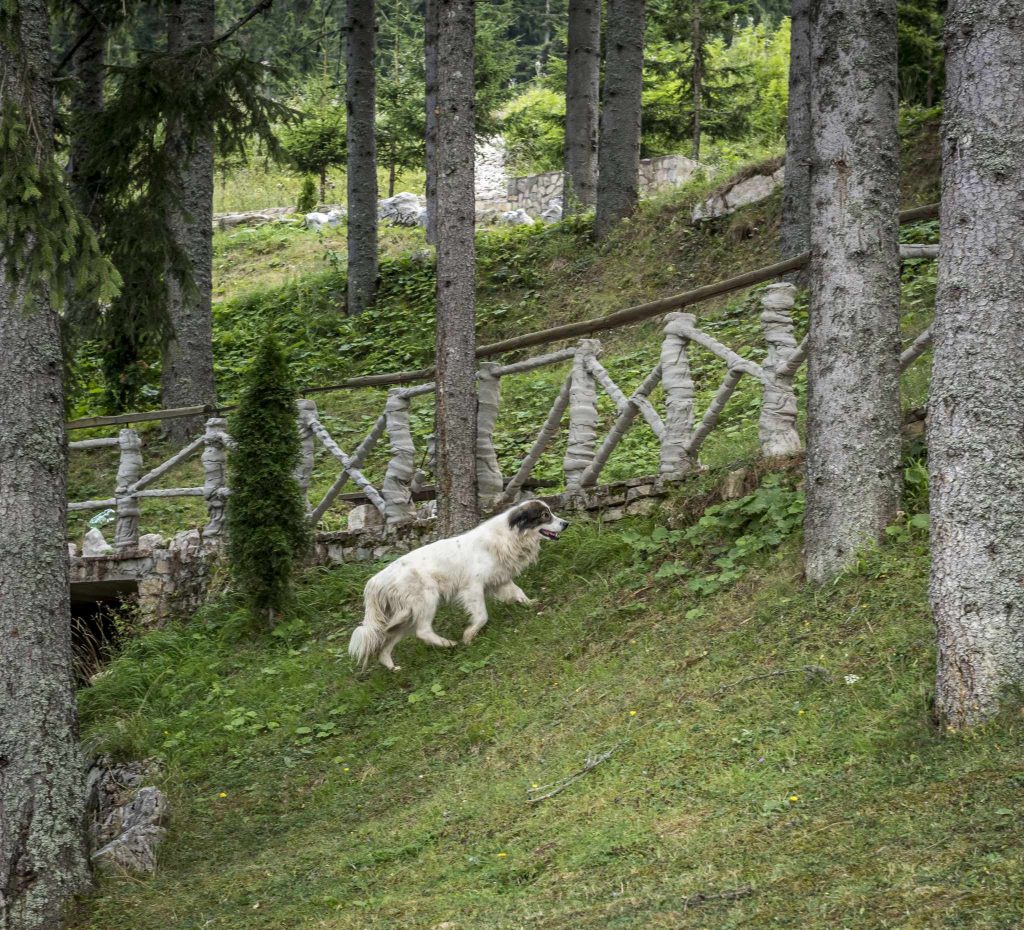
(539, 529), (561, 540)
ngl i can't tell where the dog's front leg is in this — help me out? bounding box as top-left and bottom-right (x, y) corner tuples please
(460, 586), (490, 645)
(494, 582), (533, 606)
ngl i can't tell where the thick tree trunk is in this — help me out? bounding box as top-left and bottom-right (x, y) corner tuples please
(69, 13), (106, 223)
(434, 0), (478, 536)
(345, 0), (378, 315)
(779, 0), (810, 265)
(0, 2), (89, 926)
(424, 0), (439, 245)
(928, 2), (1024, 729)
(562, 0), (600, 215)
(594, 0), (645, 241)
(161, 0), (217, 445)
(803, 0), (902, 584)
(691, 1), (702, 162)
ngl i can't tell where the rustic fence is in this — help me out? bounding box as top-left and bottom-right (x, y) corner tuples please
(68, 274), (935, 549)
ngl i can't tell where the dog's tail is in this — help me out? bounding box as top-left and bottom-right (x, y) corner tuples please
(348, 578), (390, 669)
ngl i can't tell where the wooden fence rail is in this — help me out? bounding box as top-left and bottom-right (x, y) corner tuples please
(69, 277), (935, 544)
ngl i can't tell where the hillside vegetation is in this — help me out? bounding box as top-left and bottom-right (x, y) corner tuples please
(75, 473), (1024, 929)
(68, 116), (939, 542)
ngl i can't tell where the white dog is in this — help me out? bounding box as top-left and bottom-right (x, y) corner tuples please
(348, 500), (569, 670)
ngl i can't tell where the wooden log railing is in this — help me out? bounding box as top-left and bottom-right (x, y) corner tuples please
(68, 229), (939, 544)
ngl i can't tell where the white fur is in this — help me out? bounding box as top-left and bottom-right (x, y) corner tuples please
(348, 502), (568, 670)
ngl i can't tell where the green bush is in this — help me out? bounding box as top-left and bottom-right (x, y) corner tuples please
(226, 335), (311, 626)
(296, 176), (318, 213)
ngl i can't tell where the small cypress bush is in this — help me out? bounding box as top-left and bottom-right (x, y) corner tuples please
(296, 176), (318, 214)
(227, 335), (310, 626)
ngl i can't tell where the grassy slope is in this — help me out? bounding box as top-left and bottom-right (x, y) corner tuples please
(71, 118), (1024, 927)
(75, 482), (1024, 930)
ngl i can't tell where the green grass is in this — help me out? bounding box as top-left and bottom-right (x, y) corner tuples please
(73, 474), (1024, 930)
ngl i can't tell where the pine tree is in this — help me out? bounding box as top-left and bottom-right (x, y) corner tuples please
(227, 336), (311, 625)
(434, 0), (479, 536)
(594, 0), (645, 240)
(803, 0), (902, 583)
(345, 0), (379, 315)
(779, 0), (810, 266)
(928, 0), (1024, 728)
(0, 0), (115, 921)
(563, 0), (600, 214)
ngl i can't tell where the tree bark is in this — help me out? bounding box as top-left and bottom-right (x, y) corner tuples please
(928, 1), (1024, 729)
(594, 0), (645, 241)
(803, 0), (902, 584)
(562, 0), (601, 215)
(434, 0), (479, 536)
(161, 0), (217, 445)
(0, 1), (89, 925)
(779, 0), (810, 266)
(345, 0), (378, 315)
(424, 0), (439, 244)
(691, 0), (702, 162)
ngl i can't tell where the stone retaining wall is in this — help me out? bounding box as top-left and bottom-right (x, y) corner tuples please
(70, 478), (673, 624)
(491, 155), (701, 218)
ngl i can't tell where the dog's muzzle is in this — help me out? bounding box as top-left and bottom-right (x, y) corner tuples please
(539, 529), (560, 540)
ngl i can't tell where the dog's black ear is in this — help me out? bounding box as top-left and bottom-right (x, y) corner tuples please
(508, 500), (548, 532)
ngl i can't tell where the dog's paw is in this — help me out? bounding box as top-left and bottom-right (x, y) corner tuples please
(438, 638), (457, 648)
(518, 595), (535, 606)
(462, 629), (479, 646)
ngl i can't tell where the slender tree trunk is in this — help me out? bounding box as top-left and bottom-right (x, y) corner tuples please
(928, 2), (1024, 729)
(161, 0), (217, 444)
(389, 160), (396, 197)
(434, 0), (478, 536)
(563, 0), (601, 215)
(779, 0), (810, 265)
(0, 1), (89, 925)
(69, 13), (106, 223)
(424, 0), (439, 244)
(594, 0), (645, 241)
(319, 167), (327, 203)
(803, 0), (901, 584)
(345, 0), (378, 315)
(691, 0), (702, 162)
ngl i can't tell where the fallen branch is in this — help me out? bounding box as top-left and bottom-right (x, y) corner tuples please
(680, 885), (754, 909)
(714, 664), (830, 696)
(527, 740), (626, 805)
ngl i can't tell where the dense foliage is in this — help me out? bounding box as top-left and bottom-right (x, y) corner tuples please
(226, 335), (310, 626)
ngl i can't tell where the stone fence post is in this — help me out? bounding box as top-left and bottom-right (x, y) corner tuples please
(201, 417), (230, 538)
(659, 313), (696, 479)
(114, 428), (143, 549)
(382, 389), (417, 525)
(758, 283), (802, 458)
(295, 398), (317, 511)
(476, 362), (503, 510)
(563, 339), (601, 492)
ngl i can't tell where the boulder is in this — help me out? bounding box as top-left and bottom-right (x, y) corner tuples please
(692, 166), (785, 222)
(540, 199), (563, 224)
(498, 209), (535, 227)
(347, 504), (384, 532)
(83, 527), (114, 557)
(378, 192), (426, 227)
(137, 532), (167, 552)
(304, 208), (345, 231)
(87, 758), (168, 874)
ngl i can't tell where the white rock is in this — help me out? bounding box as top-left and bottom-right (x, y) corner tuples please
(692, 166), (785, 223)
(499, 209), (535, 227)
(325, 208), (346, 227)
(378, 192), (425, 227)
(305, 211), (330, 231)
(83, 527), (114, 557)
(137, 533), (166, 552)
(540, 199), (562, 224)
(68, 542), (78, 558)
(347, 504), (384, 532)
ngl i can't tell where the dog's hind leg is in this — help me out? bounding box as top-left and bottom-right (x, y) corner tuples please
(379, 614), (412, 670)
(413, 591), (456, 648)
(459, 586), (490, 646)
